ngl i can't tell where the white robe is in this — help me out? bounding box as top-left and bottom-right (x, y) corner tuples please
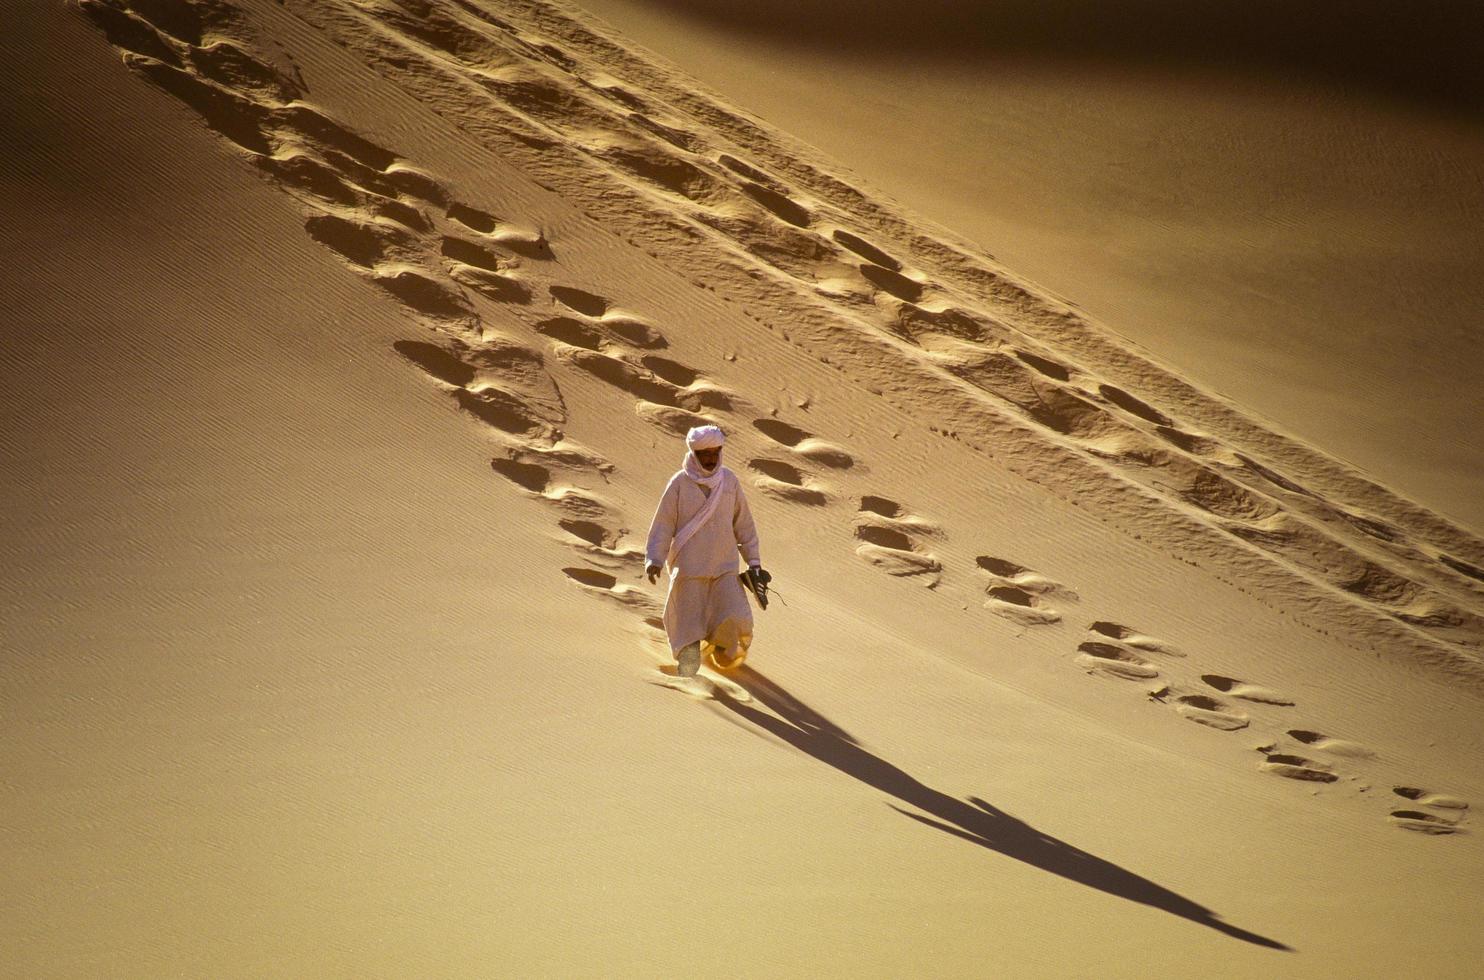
(646, 465), (761, 655)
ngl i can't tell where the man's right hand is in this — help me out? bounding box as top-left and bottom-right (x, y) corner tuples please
(645, 562), (663, 584)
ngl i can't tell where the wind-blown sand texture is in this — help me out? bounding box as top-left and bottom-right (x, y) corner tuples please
(578, 0), (1484, 535)
(3, 0), (1482, 975)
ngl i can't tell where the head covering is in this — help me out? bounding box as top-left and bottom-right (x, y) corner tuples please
(670, 424), (733, 564)
(686, 425), (726, 450)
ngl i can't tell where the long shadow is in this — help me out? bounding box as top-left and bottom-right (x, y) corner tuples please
(710, 666), (1291, 951)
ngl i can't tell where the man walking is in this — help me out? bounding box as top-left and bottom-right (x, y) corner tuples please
(645, 425), (769, 677)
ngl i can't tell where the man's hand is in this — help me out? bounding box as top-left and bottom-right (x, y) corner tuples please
(645, 562), (663, 585)
(750, 566), (771, 586)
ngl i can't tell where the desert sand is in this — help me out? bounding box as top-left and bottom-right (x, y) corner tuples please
(3, 0), (1482, 977)
(577, 0), (1484, 535)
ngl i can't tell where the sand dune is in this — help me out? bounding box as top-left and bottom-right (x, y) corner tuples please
(3, 0), (1482, 975)
(579, 0), (1484, 535)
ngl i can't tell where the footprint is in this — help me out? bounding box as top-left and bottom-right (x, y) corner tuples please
(739, 181), (810, 228)
(125, 56), (273, 155)
(449, 263), (533, 304)
(1259, 752), (1338, 781)
(558, 348), (681, 407)
(521, 442), (614, 476)
(369, 196), (429, 232)
(1234, 453), (1315, 497)
(393, 339), (476, 387)
(257, 152), (361, 206)
(305, 213), (415, 268)
(856, 524), (913, 550)
(592, 81), (648, 112)
(361, 0), (512, 70)
(1393, 786), (1470, 812)
(795, 440), (854, 469)
(490, 456), (550, 493)
(1075, 641), (1159, 680)
(495, 227), (555, 260)
(372, 269), (476, 324)
(460, 336), (565, 415)
(594, 141), (726, 205)
(1098, 384), (1173, 427)
(1013, 349), (1073, 382)
(753, 417), (854, 469)
(448, 201), (498, 234)
(550, 284), (608, 317)
(563, 565), (617, 589)
(80, 0), (186, 67)
(832, 229), (901, 271)
(441, 235), (506, 273)
(545, 486), (614, 521)
(275, 103), (398, 172)
(1336, 510), (1402, 543)
(601, 316), (667, 349)
(634, 402), (715, 437)
(1176, 470), (1280, 522)
(562, 565), (658, 613)
(626, 112), (705, 153)
(559, 518), (642, 564)
(853, 500), (941, 582)
(976, 555), (1069, 626)
(111, 0), (213, 44)
(858, 497), (941, 539)
(537, 316), (605, 350)
(860, 263), (923, 303)
(859, 495), (901, 518)
(490, 441), (616, 509)
(895, 304), (1006, 345)
(856, 543), (943, 581)
(530, 40), (578, 72)
(694, 209), (835, 279)
(947, 350), (1116, 438)
(457, 386), (559, 440)
(640, 355), (699, 387)
(559, 518), (620, 550)
(383, 165), (448, 207)
(617, 356), (734, 413)
(1388, 810), (1464, 834)
(754, 418), (808, 446)
(652, 669), (750, 701)
(983, 585), (1059, 626)
(1172, 694), (1249, 731)
(717, 153), (783, 190)
(1087, 621), (1181, 656)
(1439, 553), (1484, 583)
(1286, 729), (1376, 759)
(749, 459), (827, 506)
(189, 40), (303, 104)
(977, 556), (1078, 601)
(1200, 674), (1295, 706)
(1154, 425), (1229, 460)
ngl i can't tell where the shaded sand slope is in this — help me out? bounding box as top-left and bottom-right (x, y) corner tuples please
(576, 0), (1484, 534)
(3, 0), (1483, 976)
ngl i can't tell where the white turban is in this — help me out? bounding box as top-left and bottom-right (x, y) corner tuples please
(686, 425), (726, 450)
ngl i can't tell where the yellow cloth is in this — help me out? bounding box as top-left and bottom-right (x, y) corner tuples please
(662, 573), (753, 658)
